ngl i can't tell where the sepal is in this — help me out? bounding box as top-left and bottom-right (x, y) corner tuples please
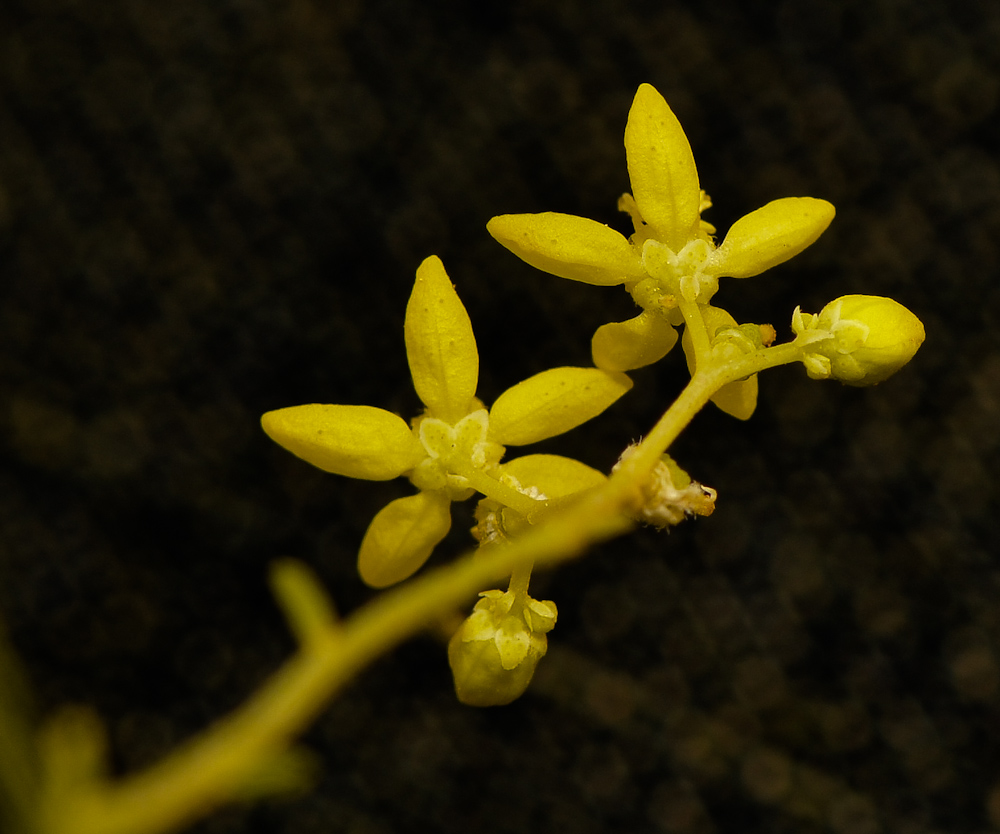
(261, 404), (425, 480)
(357, 491), (451, 588)
(681, 306), (759, 420)
(624, 83), (701, 249)
(591, 309), (679, 371)
(487, 213), (643, 286)
(488, 367), (632, 446)
(405, 255), (479, 423)
(710, 197), (835, 279)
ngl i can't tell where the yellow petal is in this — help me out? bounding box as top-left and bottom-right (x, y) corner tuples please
(486, 213), (643, 286)
(405, 256), (479, 422)
(358, 491), (451, 588)
(261, 404), (424, 480)
(488, 367), (632, 446)
(591, 309), (678, 371)
(709, 376), (758, 421)
(680, 306), (758, 421)
(499, 454), (607, 498)
(624, 83), (701, 250)
(710, 197), (835, 279)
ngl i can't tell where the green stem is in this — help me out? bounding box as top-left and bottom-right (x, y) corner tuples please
(43, 338), (807, 834)
(45, 478), (631, 834)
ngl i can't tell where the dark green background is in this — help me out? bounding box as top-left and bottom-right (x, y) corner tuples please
(2, 1), (998, 832)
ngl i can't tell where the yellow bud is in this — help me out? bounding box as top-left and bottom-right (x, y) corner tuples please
(447, 590), (555, 706)
(805, 295), (925, 386)
(447, 630), (542, 707)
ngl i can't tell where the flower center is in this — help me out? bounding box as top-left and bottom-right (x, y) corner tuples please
(639, 237), (719, 304)
(409, 409), (504, 496)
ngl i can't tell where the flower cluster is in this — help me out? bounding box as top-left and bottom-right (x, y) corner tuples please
(262, 255), (630, 589)
(263, 83), (925, 707)
(488, 83), (837, 419)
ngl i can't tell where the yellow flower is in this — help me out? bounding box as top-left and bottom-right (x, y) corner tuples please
(261, 256), (632, 587)
(792, 295), (925, 386)
(487, 83), (835, 373)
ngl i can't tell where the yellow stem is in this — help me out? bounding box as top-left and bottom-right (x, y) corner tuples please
(43, 338), (806, 834)
(507, 562), (533, 597)
(448, 461), (542, 518)
(678, 299), (711, 366)
(46, 485), (630, 834)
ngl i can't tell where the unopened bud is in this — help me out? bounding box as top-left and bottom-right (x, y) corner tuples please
(448, 590), (556, 707)
(793, 295), (924, 386)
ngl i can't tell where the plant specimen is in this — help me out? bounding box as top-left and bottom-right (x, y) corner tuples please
(2, 83), (924, 834)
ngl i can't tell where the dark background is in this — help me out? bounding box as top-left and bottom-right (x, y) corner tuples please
(2, 1), (999, 832)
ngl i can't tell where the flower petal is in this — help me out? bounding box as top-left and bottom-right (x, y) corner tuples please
(499, 453), (607, 498)
(709, 375), (758, 421)
(358, 491), (452, 588)
(405, 256), (479, 422)
(624, 83), (701, 250)
(261, 404), (424, 480)
(591, 309), (679, 371)
(680, 306), (758, 421)
(488, 367), (632, 446)
(710, 197), (835, 279)
(487, 213), (643, 286)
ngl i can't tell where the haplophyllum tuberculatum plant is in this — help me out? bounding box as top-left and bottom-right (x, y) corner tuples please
(22, 83), (923, 834)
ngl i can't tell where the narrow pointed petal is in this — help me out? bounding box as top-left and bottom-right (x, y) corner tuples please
(358, 491), (451, 588)
(591, 309), (679, 371)
(624, 83), (701, 249)
(405, 256), (479, 422)
(488, 367), (632, 446)
(500, 454), (607, 498)
(262, 404), (424, 480)
(487, 213), (644, 286)
(710, 197), (835, 278)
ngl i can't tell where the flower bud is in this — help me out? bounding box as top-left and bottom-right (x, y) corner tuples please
(794, 295), (924, 386)
(447, 589), (556, 707)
